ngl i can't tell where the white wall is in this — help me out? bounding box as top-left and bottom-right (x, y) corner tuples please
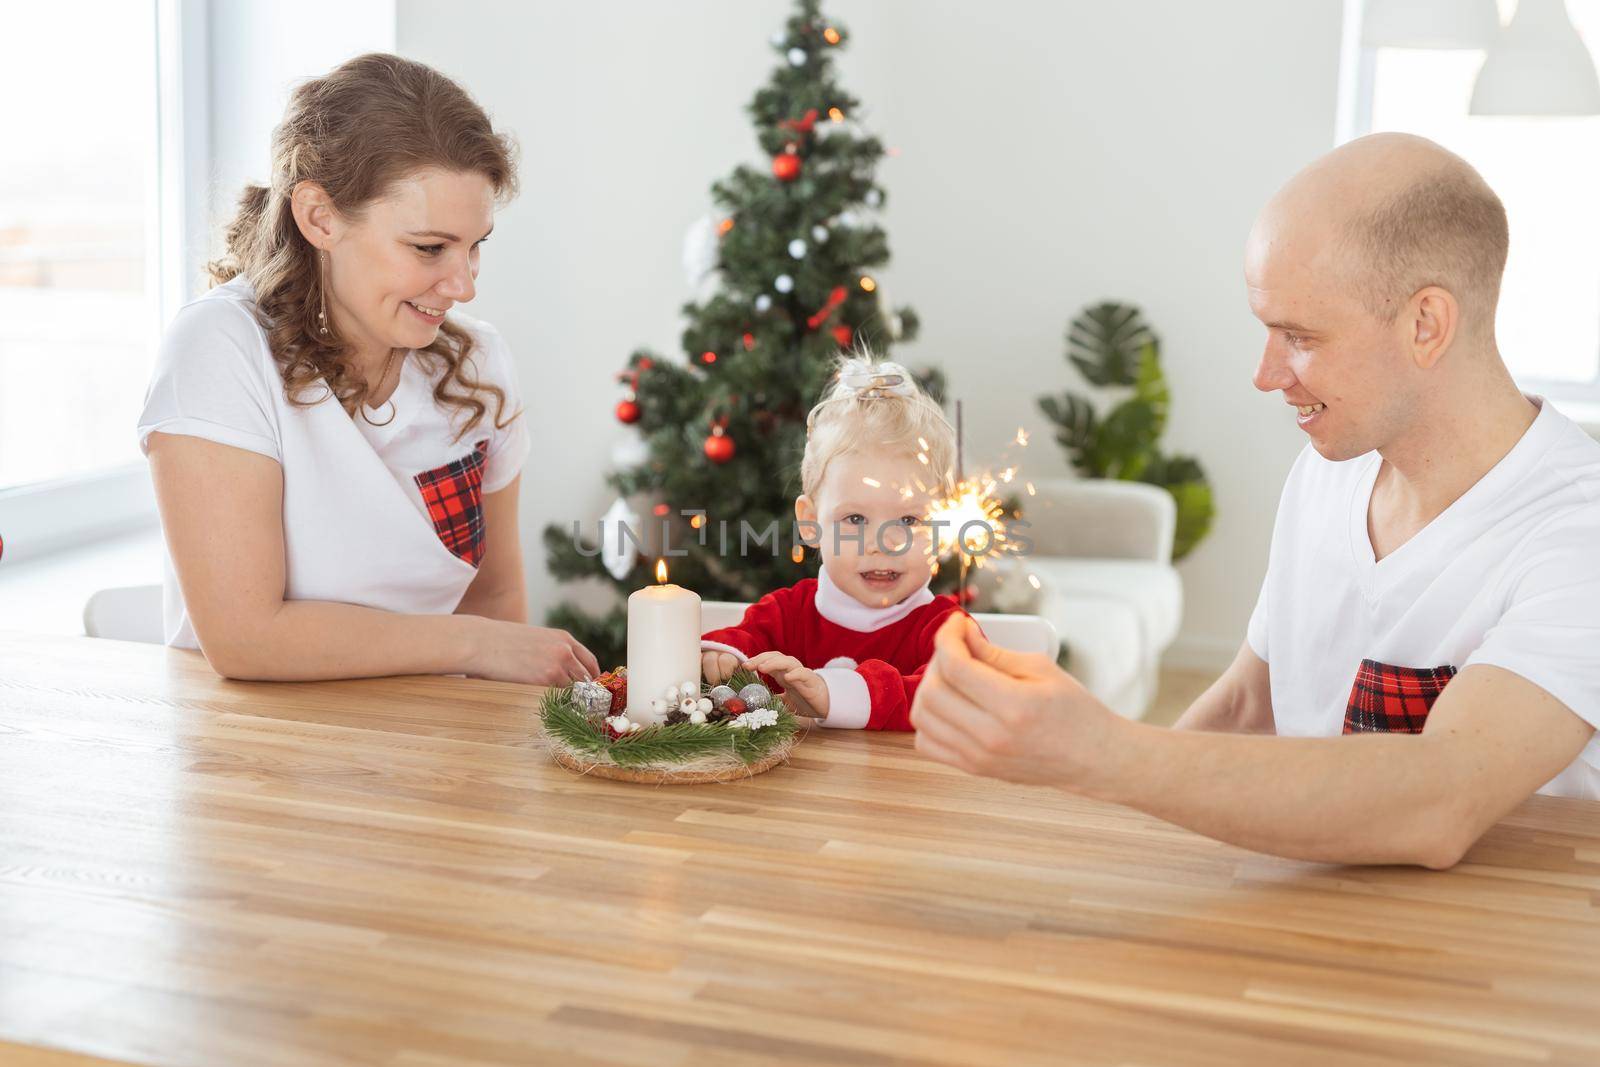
(206, 0), (396, 266)
(396, 0), (1345, 668)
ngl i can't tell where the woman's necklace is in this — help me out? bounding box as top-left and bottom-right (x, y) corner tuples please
(361, 347), (404, 427)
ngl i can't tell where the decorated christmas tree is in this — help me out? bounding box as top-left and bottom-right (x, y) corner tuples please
(543, 0), (930, 666)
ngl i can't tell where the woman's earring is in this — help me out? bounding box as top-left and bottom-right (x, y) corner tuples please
(317, 250), (331, 337)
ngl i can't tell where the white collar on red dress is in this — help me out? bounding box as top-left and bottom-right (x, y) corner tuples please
(814, 567), (936, 633)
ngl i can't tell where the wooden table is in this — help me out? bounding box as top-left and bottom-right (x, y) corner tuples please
(2, 632), (1598, 1066)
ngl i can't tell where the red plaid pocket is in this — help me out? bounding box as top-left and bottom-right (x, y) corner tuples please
(1342, 659), (1457, 735)
(415, 440), (489, 566)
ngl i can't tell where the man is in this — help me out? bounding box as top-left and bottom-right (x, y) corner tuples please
(911, 133), (1600, 868)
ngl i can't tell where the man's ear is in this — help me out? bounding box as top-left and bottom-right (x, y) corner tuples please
(290, 180), (342, 251)
(1409, 285), (1459, 371)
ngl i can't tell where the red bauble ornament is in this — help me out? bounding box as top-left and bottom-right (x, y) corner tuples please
(771, 154), (802, 182)
(615, 398), (641, 424)
(831, 324), (853, 346)
(704, 429), (736, 464)
(724, 697), (748, 716)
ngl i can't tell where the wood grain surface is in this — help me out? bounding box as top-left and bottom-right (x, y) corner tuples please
(2, 631), (1597, 1066)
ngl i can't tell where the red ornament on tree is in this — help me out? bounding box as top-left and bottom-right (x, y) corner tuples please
(704, 427), (736, 464)
(615, 398), (641, 424)
(831, 324), (853, 346)
(771, 154), (802, 182)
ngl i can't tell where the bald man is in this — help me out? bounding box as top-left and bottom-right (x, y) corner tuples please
(911, 134), (1600, 868)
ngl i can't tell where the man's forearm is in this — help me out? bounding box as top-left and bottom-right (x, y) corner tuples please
(203, 602), (482, 681)
(1080, 721), (1475, 868)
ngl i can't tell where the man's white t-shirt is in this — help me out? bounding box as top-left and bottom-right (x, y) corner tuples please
(1247, 397), (1600, 800)
(137, 276), (531, 649)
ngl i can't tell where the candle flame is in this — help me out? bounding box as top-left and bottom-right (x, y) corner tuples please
(655, 559), (668, 584)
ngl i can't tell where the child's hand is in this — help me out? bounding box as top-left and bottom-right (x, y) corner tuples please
(702, 650), (742, 685)
(745, 652), (830, 720)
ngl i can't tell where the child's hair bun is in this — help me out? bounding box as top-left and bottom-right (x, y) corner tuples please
(801, 350), (956, 496)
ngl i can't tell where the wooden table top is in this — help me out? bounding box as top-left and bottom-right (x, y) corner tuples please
(2, 631), (1598, 1067)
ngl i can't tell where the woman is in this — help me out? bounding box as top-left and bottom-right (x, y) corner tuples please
(138, 53), (597, 685)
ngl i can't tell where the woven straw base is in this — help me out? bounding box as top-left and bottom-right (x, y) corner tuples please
(550, 739), (795, 784)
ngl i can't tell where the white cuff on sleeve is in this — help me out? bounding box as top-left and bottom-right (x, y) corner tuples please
(700, 640), (750, 663)
(816, 667), (870, 729)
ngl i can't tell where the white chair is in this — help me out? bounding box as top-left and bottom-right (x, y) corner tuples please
(83, 584), (164, 644)
(976, 478), (1184, 720)
(702, 601), (1060, 659)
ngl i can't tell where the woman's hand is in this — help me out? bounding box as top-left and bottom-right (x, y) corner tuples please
(469, 619), (600, 686)
(744, 652), (829, 720)
(702, 651), (742, 685)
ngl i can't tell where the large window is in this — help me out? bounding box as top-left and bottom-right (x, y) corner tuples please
(1351, 0), (1600, 398)
(0, 3), (163, 491)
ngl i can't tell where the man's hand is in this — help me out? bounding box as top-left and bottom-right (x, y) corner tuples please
(911, 614), (1124, 788)
(702, 650), (742, 685)
(745, 652), (830, 720)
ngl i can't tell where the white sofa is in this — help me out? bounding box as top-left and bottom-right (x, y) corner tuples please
(978, 478), (1183, 720)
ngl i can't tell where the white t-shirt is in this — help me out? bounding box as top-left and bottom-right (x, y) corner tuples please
(137, 276), (531, 649)
(1247, 397), (1600, 800)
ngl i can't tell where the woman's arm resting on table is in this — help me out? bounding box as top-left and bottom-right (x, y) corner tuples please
(147, 434), (594, 684)
(454, 475), (527, 623)
(1171, 641), (1275, 733)
(913, 616), (1594, 869)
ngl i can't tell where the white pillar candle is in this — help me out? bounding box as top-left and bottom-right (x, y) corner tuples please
(625, 562), (702, 725)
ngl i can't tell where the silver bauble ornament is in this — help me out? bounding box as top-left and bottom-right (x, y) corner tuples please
(737, 683), (772, 710)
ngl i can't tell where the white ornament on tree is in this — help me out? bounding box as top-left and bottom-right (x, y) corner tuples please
(599, 496), (641, 581)
(864, 189), (883, 208)
(811, 224), (829, 243)
(681, 213), (720, 288)
(611, 434), (649, 469)
(774, 274), (794, 294)
(787, 47), (807, 66)
(754, 294), (773, 313)
(787, 238), (807, 259)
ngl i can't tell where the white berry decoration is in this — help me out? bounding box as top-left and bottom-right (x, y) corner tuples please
(697, 697), (713, 714)
(689, 709), (708, 725)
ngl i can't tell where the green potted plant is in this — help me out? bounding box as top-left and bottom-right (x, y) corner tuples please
(1037, 301), (1215, 561)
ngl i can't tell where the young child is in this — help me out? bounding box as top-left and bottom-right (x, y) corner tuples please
(700, 355), (974, 730)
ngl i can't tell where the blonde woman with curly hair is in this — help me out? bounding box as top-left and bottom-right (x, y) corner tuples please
(138, 53), (597, 685)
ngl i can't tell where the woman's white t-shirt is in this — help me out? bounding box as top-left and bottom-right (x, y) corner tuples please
(137, 276), (531, 649)
(1247, 397), (1600, 800)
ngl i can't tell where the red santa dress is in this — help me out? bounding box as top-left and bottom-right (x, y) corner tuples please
(700, 569), (972, 731)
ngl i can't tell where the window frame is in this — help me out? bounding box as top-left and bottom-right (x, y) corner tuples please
(1338, 0), (1600, 414)
(0, 0), (208, 564)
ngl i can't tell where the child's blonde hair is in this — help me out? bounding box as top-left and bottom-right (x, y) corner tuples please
(801, 353), (957, 498)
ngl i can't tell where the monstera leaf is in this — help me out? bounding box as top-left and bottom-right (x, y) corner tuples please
(1140, 453), (1215, 562)
(1040, 301), (1217, 562)
(1037, 392), (1100, 474)
(1067, 302), (1156, 387)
